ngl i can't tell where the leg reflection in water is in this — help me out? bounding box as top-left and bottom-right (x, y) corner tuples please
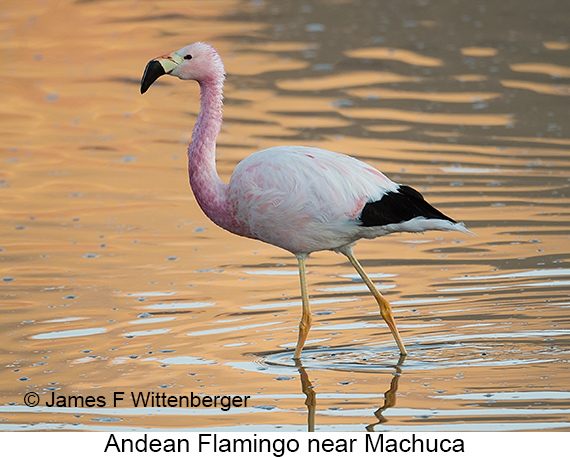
(366, 354), (406, 432)
(295, 354), (406, 432)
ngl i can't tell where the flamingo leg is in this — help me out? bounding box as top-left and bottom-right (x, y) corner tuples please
(293, 254), (312, 359)
(345, 252), (408, 356)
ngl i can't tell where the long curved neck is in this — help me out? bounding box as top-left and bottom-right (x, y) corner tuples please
(187, 78), (233, 231)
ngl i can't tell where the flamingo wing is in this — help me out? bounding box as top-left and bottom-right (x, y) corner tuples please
(227, 146), (397, 253)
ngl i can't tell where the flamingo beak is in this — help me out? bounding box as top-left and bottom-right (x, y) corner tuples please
(140, 53), (183, 94)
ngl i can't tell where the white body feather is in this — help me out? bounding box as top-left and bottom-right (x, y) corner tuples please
(227, 146), (467, 254)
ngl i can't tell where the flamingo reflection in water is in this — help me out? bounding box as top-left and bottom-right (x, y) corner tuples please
(294, 356), (406, 432)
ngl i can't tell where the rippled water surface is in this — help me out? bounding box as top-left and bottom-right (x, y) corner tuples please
(1, 0), (569, 431)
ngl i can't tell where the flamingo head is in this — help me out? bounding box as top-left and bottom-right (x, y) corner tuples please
(140, 42), (225, 94)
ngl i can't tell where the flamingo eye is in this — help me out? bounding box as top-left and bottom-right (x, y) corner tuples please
(184, 54), (193, 60)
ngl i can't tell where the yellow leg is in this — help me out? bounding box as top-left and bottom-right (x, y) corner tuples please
(345, 252), (408, 356)
(293, 254), (312, 360)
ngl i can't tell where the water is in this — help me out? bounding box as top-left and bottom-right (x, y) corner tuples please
(1, 0), (568, 432)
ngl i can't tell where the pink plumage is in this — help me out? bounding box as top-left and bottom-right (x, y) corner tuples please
(141, 42), (469, 359)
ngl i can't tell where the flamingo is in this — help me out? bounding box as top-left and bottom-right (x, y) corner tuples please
(140, 42), (470, 359)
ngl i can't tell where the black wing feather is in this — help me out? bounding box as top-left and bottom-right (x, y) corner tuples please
(360, 185), (456, 227)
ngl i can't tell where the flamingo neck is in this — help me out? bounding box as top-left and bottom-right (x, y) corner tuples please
(187, 78), (234, 231)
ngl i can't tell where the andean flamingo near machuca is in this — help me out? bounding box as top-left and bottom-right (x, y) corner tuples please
(140, 42), (471, 359)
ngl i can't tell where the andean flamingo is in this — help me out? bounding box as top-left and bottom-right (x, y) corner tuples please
(140, 42), (470, 358)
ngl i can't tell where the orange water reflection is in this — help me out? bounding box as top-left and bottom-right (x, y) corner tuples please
(1, 0), (569, 432)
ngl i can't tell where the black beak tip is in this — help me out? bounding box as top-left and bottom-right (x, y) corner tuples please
(140, 59), (166, 94)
